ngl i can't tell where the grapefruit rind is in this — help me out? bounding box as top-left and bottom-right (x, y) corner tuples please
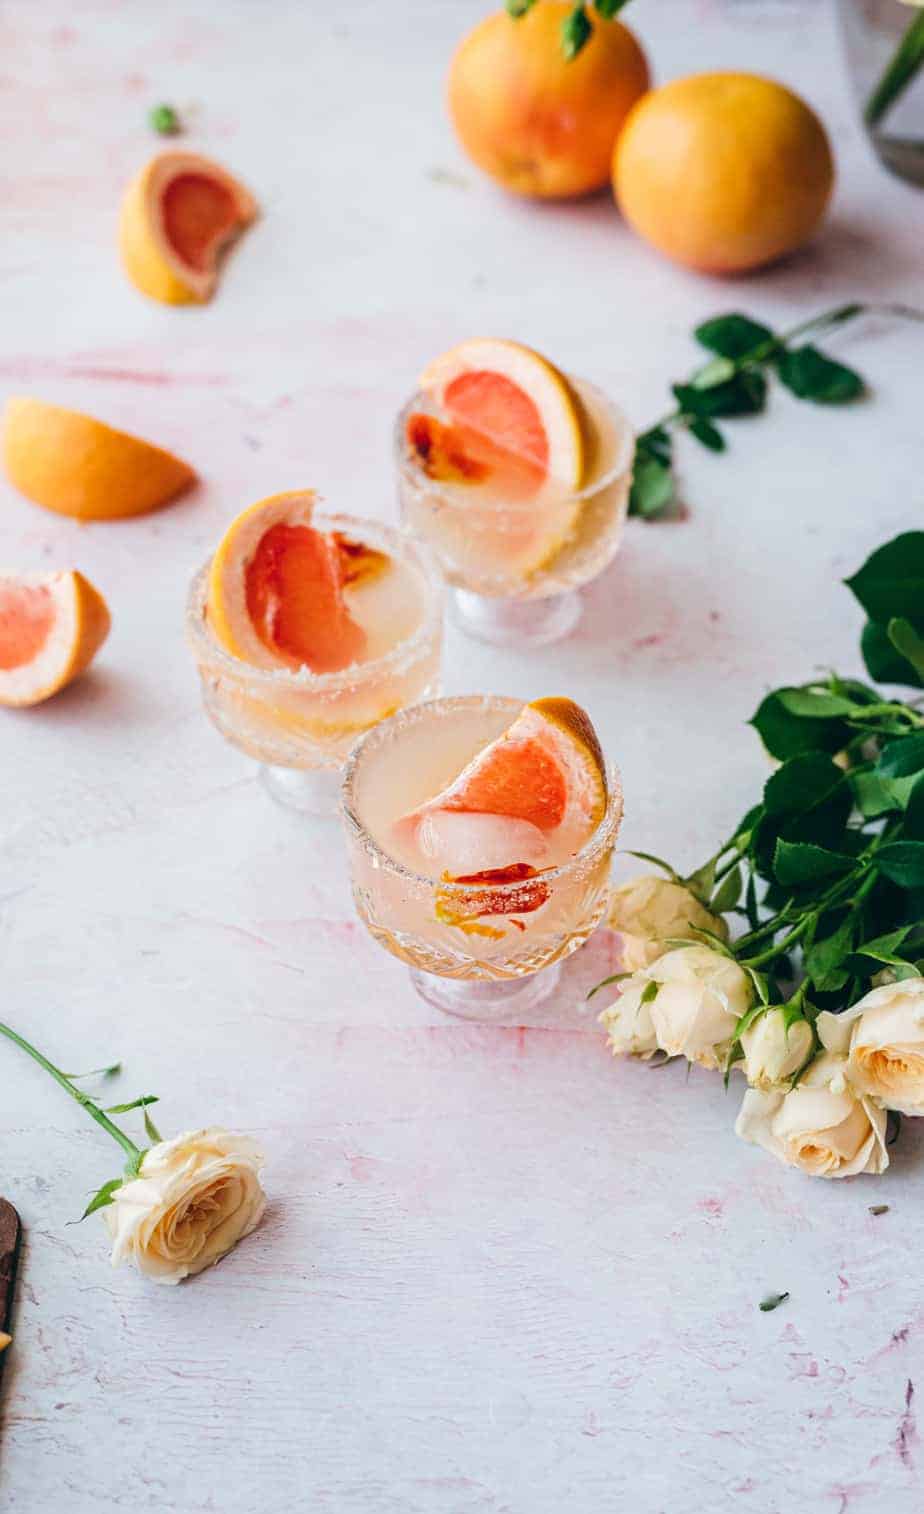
(0, 570), (111, 707)
(2, 397), (195, 522)
(119, 150), (257, 305)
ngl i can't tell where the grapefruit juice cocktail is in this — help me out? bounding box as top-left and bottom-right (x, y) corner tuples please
(342, 694), (622, 1020)
(187, 491), (444, 814)
(396, 339), (635, 648)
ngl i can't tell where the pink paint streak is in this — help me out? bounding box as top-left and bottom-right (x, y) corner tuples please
(0, 358), (227, 387)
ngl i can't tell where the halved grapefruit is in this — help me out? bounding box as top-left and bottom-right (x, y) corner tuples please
(406, 338), (591, 579)
(0, 570), (110, 707)
(119, 150), (257, 304)
(2, 397), (195, 521)
(206, 491), (388, 675)
(402, 696), (608, 885)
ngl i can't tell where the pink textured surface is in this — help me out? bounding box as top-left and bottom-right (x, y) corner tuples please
(2, 2), (924, 1510)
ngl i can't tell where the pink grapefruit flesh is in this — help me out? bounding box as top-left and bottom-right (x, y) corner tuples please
(162, 173), (239, 274)
(244, 522), (367, 674)
(0, 581), (55, 671)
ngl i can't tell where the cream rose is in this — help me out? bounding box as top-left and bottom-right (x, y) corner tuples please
(608, 873), (727, 971)
(603, 944), (751, 1069)
(735, 1052), (888, 1179)
(598, 978), (660, 1059)
(105, 1128), (266, 1285)
(818, 976), (924, 1116)
(740, 1008), (814, 1090)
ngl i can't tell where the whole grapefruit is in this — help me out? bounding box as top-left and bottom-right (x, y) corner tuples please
(613, 72), (834, 273)
(448, 2), (649, 200)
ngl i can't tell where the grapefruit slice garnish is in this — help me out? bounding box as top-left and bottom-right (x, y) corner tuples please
(2, 397), (196, 521)
(0, 570), (110, 707)
(206, 491), (390, 675)
(119, 151), (257, 305)
(406, 338), (590, 579)
(418, 339), (586, 489)
(400, 696), (608, 899)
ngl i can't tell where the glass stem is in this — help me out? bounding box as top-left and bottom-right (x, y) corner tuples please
(0, 1021), (141, 1164)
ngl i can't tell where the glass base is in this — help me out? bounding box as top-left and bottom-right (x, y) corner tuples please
(259, 763), (341, 817)
(450, 587), (582, 649)
(409, 960), (562, 1022)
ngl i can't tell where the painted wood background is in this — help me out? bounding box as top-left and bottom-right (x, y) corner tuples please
(1, 1), (923, 1509)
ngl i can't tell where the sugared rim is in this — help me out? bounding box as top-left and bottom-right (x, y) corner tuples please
(393, 376), (636, 508)
(185, 512), (444, 693)
(341, 693), (624, 897)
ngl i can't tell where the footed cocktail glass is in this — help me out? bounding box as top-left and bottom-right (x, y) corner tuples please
(186, 515), (444, 815)
(395, 379), (635, 649)
(341, 694), (623, 1020)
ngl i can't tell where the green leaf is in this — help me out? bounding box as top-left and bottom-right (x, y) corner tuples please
(805, 916), (855, 991)
(877, 732), (924, 779)
(849, 925), (913, 963)
(80, 1177), (122, 1222)
(623, 849), (680, 879)
(148, 103), (180, 136)
(561, 3), (592, 58)
(776, 344), (865, 404)
(689, 356), (736, 391)
(144, 1106), (163, 1144)
(776, 688), (859, 719)
(63, 1061), (122, 1080)
(593, 0), (628, 15)
(694, 313), (774, 360)
(774, 840), (856, 885)
(672, 369), (767, 419)
(754, 755), (851, 878)
(744, 966), (771, 1006)
(711, 864), (742, 914)
(763, 753), (845, 817)
(759, 1291), (789, 1313)
(640, 980), (659, 1005)
(861, 619), (924, 688)
(888, 618), (924, 681)
(506, 0), (538, 13)
(628, 452), (674, 519)
(104, 1095), (159, 1115)
(846, 532), (924, 624)
(904, 775), (924, 841)
(750, 689), (850, 761)
(874, 841), (924, 888)
(636, 424), (672, 464)
(685, 856), (717, 901)
(587, 971), (631, 1001)
(865, 8), (924, 126)
(123, 1148), (147, 1179)
(688, 417), (725, 452)
(850, 767), (913, 819)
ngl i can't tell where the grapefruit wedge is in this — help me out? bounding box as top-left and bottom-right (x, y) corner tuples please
(206, 491), (383, 674)
(406, 338), (590, 580)
(0, 570), (110, 707)
(2, 397), (195, 521)
(402, 696), (608, 885)
(119, 150), (257, 305)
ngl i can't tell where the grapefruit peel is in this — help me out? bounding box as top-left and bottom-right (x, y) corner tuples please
(2, 397), (195, 522)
